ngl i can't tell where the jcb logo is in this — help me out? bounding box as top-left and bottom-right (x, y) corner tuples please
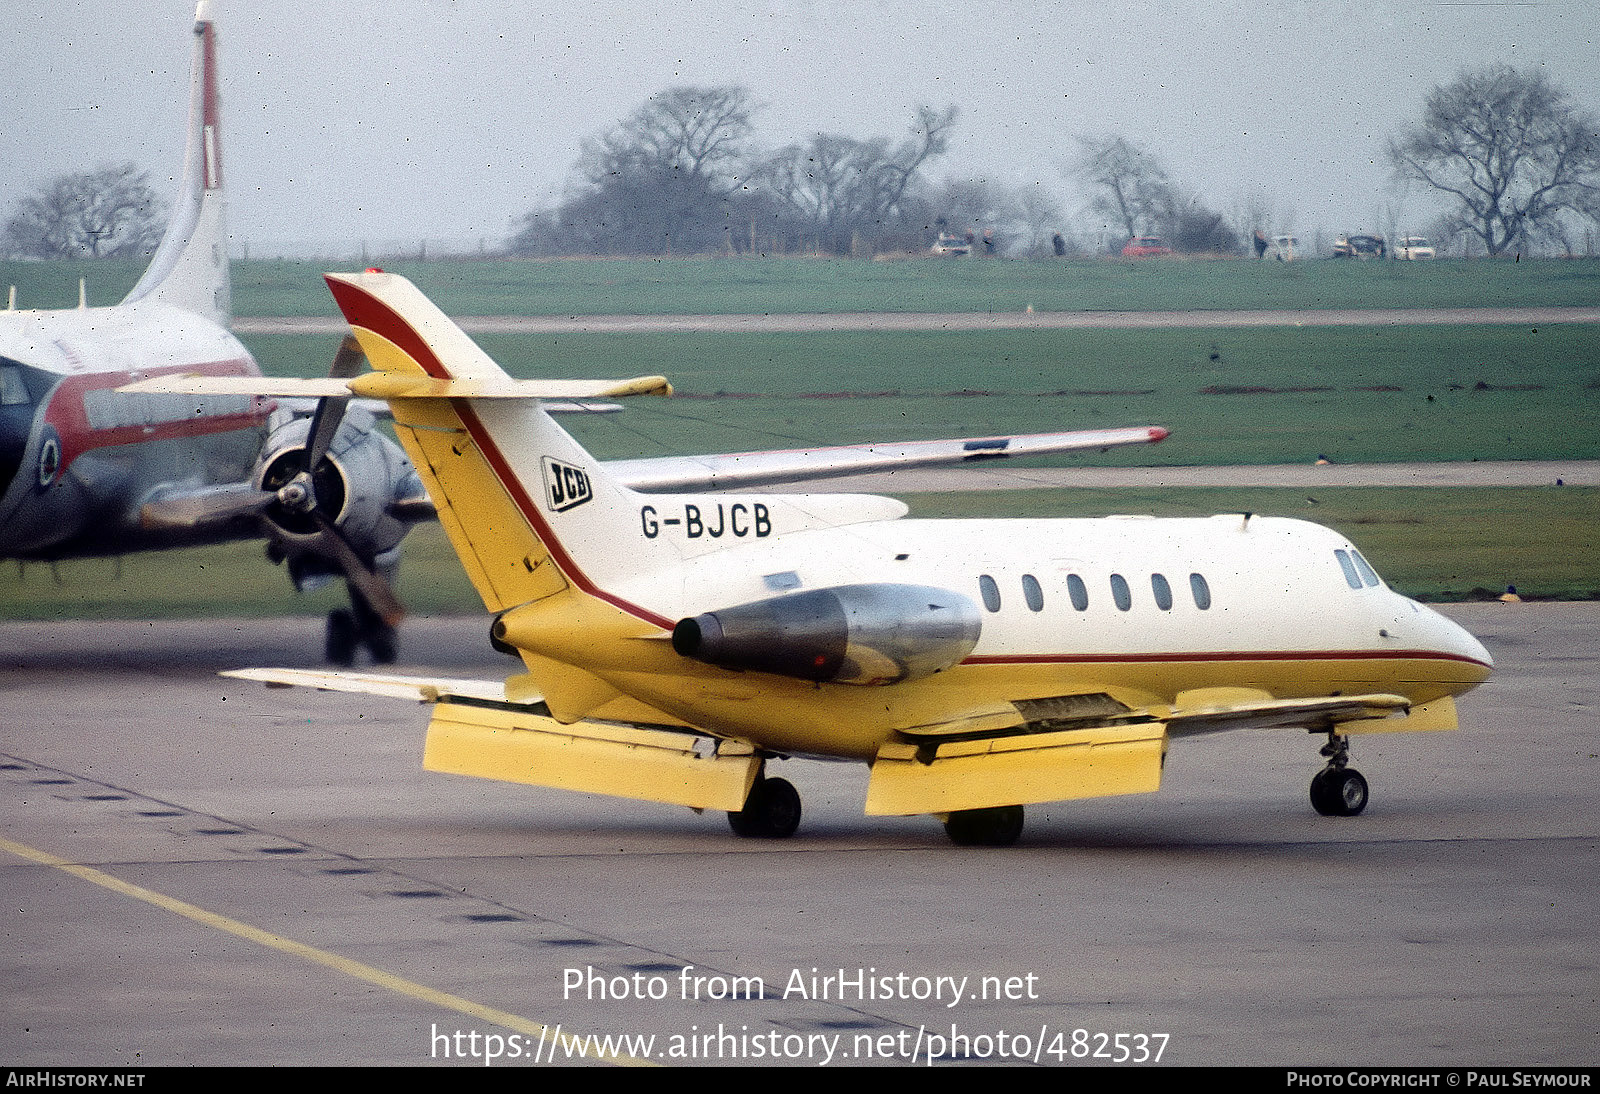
(541, 457), (593, 513)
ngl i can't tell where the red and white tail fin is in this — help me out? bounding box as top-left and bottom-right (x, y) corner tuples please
(324, 270), (669, 621)
(124, 1), (230, 324)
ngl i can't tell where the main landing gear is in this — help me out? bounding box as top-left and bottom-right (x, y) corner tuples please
(728, 770), (802, 839)
(943, 805), (1025, 847)
(325, 585), (398, 667)
(1310, 732), (1368, 817)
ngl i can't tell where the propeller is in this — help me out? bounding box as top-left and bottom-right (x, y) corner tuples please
(280, 334), (406, 627)
(141, 334), (407, 628)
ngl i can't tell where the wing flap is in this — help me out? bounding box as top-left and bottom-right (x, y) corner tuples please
(1164, 692), (1414, 736)
(867, 723), (1166, 815)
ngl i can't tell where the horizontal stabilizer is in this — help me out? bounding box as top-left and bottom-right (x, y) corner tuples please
(118, 374), (671, 400)
(272, 396), (623, 418)
(222, 667), (509, 705)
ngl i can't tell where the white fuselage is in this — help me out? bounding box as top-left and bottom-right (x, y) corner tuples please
(0, 301), (264, 557)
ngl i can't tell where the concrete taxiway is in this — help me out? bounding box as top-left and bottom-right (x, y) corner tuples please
(2, 607), (1595, 1067)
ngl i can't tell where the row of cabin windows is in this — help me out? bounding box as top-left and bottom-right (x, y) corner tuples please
(977, 572), (1212, 614)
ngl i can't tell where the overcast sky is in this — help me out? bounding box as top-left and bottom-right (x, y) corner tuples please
(5, 0), (1597, 255)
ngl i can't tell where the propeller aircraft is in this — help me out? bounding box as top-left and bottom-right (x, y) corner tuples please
(4, 3), (1169, 667)
(0, 2), (428, 663)
(176, 272), (1494, 846)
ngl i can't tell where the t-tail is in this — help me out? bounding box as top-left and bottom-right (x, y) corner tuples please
(323, 271), (672, 626)
(123, 0), (231, 325)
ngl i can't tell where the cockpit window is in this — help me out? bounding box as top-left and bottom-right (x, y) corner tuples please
(1334, 549), (1363, 590)
(1351, 550), (1381, 588)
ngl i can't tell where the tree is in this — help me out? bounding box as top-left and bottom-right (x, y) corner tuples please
(756, 105), (958, 254)
(1071, 135), (1175, 247)
(1389, 66), (1600, 257)
(511, 86), (758, 255)
(3, 163), (165, 259)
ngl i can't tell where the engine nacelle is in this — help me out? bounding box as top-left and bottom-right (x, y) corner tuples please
(672, 583), (982, 686)
(255, 405), (422, 574)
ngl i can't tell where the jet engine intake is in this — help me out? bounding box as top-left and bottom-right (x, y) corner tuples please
(672, 583), (981, 686)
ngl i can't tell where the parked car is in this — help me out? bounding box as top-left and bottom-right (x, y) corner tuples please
(1272, 235), (1300, 261)
(1333, 234), (1386, 259)
(930, 233), (970, 256)
(1121, 236), (1172, 258)
(1394, 236), (1436, 260)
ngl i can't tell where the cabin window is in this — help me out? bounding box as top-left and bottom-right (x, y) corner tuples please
(1189, 573), (1212, 610)
(1151, 572), (1173, 611)
(1334, 549), (1363, 590)
(1351, 550), (1381, 588)
(1109, 573), (1132, 611)
(1021, 574), (1044, 612)
(1067, 573), (1089, 611)
(978, 574), (1001, 612)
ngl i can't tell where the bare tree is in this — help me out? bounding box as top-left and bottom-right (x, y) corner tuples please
(1070, 135), (1175, 247)
(510, 86), (759, 255)
(1389, 66), (1600, 257)
(756, 105), (958, 254)
(583, 85), (757, 191)
(3, 163), (165, 259)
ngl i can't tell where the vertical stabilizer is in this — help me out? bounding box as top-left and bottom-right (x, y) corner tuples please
(124, 1), (230, 324)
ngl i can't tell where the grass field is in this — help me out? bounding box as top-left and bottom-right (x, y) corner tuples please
(2, 486), (1592, 620)
(1, 254), (1593, 618)
(4, 254), (1599, 316)
(242, 323), (1600, 465)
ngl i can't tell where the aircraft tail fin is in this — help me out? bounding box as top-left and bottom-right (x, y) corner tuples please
(324, 270), (670, 622)
(123, 1), (231, 325)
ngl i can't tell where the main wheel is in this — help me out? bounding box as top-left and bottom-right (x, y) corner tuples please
(727, 777), (802, 839)
(943, 805), (1025, 847)
(324, 609), (358, 667)
(1310, 768), (1368, 817)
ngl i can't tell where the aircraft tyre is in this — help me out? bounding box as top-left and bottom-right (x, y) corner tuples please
(325, 609), (358, 667)
(943, 805), (1025, 847)
(727, 776), (802, 839)
(1310, 767), (1368, 816)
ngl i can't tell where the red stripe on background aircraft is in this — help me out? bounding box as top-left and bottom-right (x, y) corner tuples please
(176, 272), (1492, 846)
(5, 3), (1151, 666)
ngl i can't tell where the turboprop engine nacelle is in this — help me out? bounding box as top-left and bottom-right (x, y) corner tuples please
(672, 584), (982, 686)
(255, 406), (422, 573)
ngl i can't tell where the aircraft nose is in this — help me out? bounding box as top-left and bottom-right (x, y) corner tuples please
(1420, 601), (1493, 676)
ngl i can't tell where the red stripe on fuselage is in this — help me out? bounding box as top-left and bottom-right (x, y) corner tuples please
(964, 649), (1491, 669)
(44, 359), (265, 473)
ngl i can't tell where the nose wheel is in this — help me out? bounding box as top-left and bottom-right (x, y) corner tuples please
(1310, 733), (1368, 816)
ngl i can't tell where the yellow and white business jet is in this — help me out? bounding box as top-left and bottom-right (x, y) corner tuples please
(145, 272), (1493, 845)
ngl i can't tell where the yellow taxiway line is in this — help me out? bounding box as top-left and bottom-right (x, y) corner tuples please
(0, 833), (655, 1067)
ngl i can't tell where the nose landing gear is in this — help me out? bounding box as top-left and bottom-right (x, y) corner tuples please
(1310, 732), (1368, 816)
